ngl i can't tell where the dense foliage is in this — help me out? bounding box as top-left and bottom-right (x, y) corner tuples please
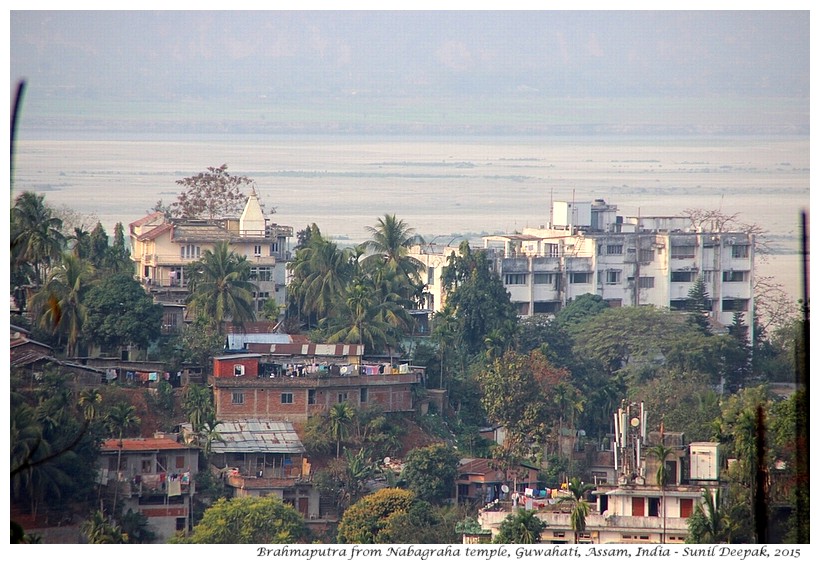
(400, 443), (460, 504)
(175, 496), (308, 544)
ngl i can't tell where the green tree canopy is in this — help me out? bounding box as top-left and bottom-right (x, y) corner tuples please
(336, 488), (415, 544)
(11, 191), (66, 287)
(401, 443), (460, 504)
(553, 293), (608, 329)
(440, 241), (518, 359)
(494, 509), (546, 544)
(176, 495), (308, 544)
(84, 273), (164, 352)
(477, 349), (570, 463)
(186, 240), (258, 330)
(29, 252), (95, 357)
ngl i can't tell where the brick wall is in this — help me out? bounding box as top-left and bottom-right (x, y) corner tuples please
(214, 357), (259, 378)
(215, 382), (415, 421)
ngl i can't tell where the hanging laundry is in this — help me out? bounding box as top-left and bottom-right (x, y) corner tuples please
(167, 478), (182, 497)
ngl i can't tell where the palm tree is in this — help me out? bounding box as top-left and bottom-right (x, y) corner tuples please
(105, 403), (141, 514)
(78, 388), (102, 421)
(11, 191), (66, 287)
(328, 402), (356, 458)
(186, 240), (257, 331)
(363, 214), (424, 303)
(324, 277), (396, 353)
(81, 510), (125, 544)
(290, 231), (352, 324)
(30, 253), (94, 357)
(647, 443), (676, 543)
(183, 384), (215, 434)
(10, 403), (71, 516)
(561, 477), (595, 544)
(687, 488), (728, 543)
(199, 416), (225, 460)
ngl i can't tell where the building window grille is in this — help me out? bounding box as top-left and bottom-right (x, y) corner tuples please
(231, 392), (244, 404)
(533, 273), (554, 285)
(504, 273), (527, 285)
(671, 245), (696, 259)
(639, 277), (655, 289)
(722, 270), (748, 282)
(671, 271), (696, 282)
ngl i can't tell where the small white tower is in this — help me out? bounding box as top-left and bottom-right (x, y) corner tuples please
(239, 188), (266, 237)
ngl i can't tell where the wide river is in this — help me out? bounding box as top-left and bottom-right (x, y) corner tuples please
(11, 134), (810, 302)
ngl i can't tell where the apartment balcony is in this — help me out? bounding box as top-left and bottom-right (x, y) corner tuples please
(226, 369), (423, 389)
(98, 470), (193, 498)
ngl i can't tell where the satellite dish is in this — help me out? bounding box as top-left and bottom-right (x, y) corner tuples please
(383, 457), (391, 465)
(501, 485), (510, 493)
(630, 417), (640, 428)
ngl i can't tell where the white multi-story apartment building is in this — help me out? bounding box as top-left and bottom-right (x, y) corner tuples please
(411, 200), (755, 335)
(129, 190), (293, 319)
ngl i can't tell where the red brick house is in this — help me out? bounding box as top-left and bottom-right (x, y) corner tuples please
(211, 351), (423, 422)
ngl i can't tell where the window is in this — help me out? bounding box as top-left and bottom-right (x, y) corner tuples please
(253, 244), (262, 256)
(175, 456), (185, 469)
(703, 270), (716, 283)
(671, 245), (696, 259)
(570, 272), (592, 284)
(732, 244), (750, 258)
(604, 298), (623, 308)
(360, 388), (368, 403)
(270, 242), (279, 255)
(504, 273), (527, 285)
(722, 270), (748, 282)
(606, 244), (624, 255)
(180, 244), (200, 259)
(680, 498), (694, 518)
(231, 392), (244, 404)
(176, 518), (186, 532)
(533, 273), (554, 285)
(141, 459), (153, 473)
(605, 270), (621, 284)
(639, 249), (655, 262)
(533, 301), (560, 314)
(722, 299), (749, 312)
(428, 267), (435, 284)
(638, 277), (655, 289)
(648, 497), (660, 517)
(308, 389), (316, 405)
(234, 364), (245, 377)
(252, 267), (272, 282)
(337, 392), (348, 404)
(281, 393), (293, 404)
(671, 271), (696, 282)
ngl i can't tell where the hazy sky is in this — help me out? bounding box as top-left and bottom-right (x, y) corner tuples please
(11, 10), (809, 102)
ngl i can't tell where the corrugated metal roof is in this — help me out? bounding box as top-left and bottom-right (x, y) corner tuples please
(210, 419), (305, 455)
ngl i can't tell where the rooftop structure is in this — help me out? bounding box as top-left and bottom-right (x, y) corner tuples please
(129, 193), (293, 312)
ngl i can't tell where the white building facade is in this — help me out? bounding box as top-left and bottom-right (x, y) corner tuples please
(411, 200), (755, 335)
